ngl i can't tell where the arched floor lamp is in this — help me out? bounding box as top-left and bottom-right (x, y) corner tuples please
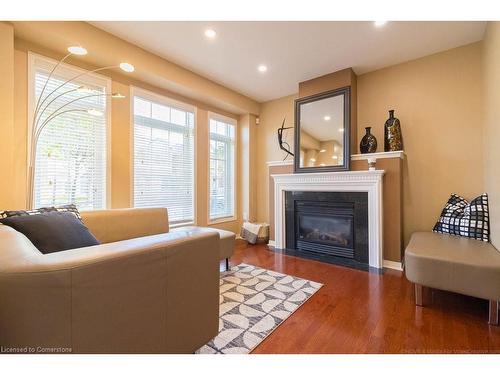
(27, 45), (135, 209)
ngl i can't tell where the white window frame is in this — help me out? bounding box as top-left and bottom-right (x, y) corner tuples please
(130, 86), (197, 227)
(207, 112), (237, 224)
(27, 52), (112, 209)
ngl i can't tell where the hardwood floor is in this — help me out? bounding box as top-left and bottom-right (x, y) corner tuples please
(225, 240), (500, 354)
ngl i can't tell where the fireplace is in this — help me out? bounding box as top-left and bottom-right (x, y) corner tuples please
(285, 191), (369, 269)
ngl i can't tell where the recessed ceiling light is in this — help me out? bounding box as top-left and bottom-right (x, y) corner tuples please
(258, 64), (268, 73)
(319, 149), (326, 153)
(323, 115), (331, 121)
(310, 158), (316, 162)
(374, 21), (388, 27)
(332, 155), (339, 160)
(204, 29), (217, 39)
(67, 46), (87, 55)
(119, 62), (135, 72)
(338, 128), (344, 133)
(319, 163), (326, 167)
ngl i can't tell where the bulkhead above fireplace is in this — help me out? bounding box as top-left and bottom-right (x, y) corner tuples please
(285, 191), (369, 270)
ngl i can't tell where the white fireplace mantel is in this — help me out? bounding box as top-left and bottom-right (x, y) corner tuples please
(272, 170), (385, 269)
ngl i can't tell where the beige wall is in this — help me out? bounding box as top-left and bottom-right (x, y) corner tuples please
(239, 114), (258, 222)
(358, 42), (483, 246)
(2, 21), (261, 234)
(0, 24), (15, 210)
(256, 95), (297, 222)
(257, 42), (484, 247)
(482, 22), (500, 248)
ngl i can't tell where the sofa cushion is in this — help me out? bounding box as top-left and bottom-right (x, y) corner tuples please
(433, 193), (489, 242)
(405, 232), (500, 301)
(0, 211), (100, 254)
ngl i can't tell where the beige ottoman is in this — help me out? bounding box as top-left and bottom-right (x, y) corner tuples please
(171, 226), (235, 270)
(405, 232), (500, 325)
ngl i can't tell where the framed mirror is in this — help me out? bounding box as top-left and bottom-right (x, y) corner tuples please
(294, 87), (350, 173)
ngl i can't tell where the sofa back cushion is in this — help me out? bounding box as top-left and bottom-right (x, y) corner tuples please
(80, 208), (169, 244)
(0, 211), (100, 254)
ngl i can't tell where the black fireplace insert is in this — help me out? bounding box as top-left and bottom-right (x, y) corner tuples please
(285, 191), (369, 270)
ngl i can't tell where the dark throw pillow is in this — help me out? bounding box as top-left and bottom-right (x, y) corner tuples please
(433, 193), (490, 242)
(0, 211), (100, 254)
(0, 203), (83, 221)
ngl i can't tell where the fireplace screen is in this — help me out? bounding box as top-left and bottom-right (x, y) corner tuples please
(285, 191), (368, 269)
(298, 214), (353, 248)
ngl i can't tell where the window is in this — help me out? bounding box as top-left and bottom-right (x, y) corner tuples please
(30, 53), (109, 210)
(132, 89), (195, 225)
(209, 114), (236, 221)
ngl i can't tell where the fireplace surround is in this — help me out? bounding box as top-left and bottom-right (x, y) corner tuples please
(272, 170), (384, 269)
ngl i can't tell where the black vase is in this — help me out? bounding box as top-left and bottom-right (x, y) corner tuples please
(359, 127), (377, 154)
(384, 109), (403, 152)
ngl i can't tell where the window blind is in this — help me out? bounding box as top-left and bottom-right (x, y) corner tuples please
(32, 56), (108, 210)
(133, 95), (195, 225)
(209, 117), (235, 221)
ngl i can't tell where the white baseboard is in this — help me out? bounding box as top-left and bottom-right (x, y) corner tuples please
(267, 240), (276, 247)
(383, 260), (403, 271)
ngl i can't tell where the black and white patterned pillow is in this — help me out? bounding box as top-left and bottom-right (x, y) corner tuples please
(433, 193), (489, 242)
(0, 204), (83, 221)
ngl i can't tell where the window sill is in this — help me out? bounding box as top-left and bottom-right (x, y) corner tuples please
(170, 221), (195, 229)
(208, 216), (237, 225)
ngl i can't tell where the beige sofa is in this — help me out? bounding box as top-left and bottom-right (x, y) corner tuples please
(405, 232), (500, 325)
(0, 208), (235, 353)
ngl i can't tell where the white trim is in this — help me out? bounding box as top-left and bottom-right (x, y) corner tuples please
(272, 170), (385, 269)
(351, 151), (405, 161)
(105, 82), (112, 209)
(208, 111), (237, 126)
(208, 216), (238, 225)
(207, 112), (237, 225)
(27, 52), (112, 209)
(268, 240), (276, 247)
(130, 86), (196, 113)
(383, 260), (403, 271)
(266, 160), (294, 167)
(129, 86), (135, 208)
(266, 152), (404, 168)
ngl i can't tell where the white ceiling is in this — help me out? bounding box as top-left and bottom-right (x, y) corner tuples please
(90, 21), (486, 102)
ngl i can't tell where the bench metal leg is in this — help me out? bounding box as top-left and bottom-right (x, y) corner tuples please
(489, 300), (499, 325)
(415, 284), (423, 306)
(225, 258), (230, 271)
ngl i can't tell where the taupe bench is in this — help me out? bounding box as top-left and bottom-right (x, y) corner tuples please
(405, 232), (500, 325)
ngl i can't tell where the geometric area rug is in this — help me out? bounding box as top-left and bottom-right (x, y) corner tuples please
(196, 263), (323, 354)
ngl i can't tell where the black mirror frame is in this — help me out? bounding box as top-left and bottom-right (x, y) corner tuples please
(294, 86), (351, 173)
